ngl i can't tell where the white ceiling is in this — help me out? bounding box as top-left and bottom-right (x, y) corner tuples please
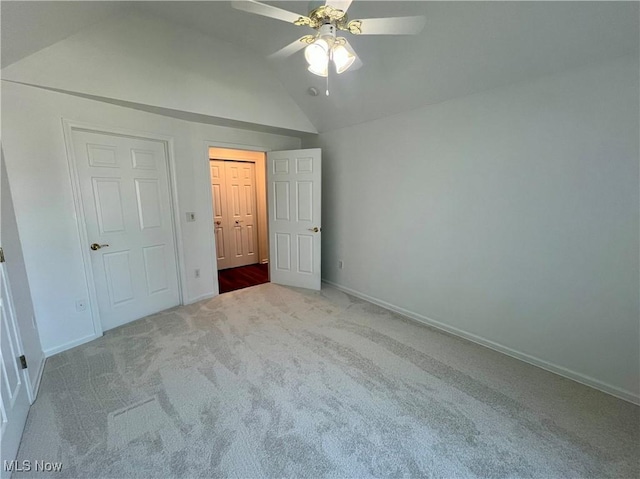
(2, 1), (638, 132)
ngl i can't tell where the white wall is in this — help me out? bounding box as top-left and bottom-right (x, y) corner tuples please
(1, 11), (316, 134)
(312, 56), (640, 402)
(1, 81), (301, 356)
(1, 152), (44, 393)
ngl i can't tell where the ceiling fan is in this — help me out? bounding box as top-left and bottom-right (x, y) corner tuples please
(231, 0), (425, 82)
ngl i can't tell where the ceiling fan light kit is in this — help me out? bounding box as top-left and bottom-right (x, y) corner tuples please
(232, 0), (425, 87)
(302, 24), (355, 77)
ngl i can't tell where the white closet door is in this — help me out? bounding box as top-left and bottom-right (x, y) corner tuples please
(211, 161), (232, 269)
(212, 161), (259, 270)
(72, 130), (180, 331)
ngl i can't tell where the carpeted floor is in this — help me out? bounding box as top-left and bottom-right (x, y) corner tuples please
(15, 283), (639, 478)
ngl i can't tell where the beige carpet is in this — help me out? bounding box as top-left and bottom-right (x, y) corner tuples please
(15, 283), (639, 478)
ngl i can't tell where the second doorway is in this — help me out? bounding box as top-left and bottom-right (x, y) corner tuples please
(209, 147), (269, 293)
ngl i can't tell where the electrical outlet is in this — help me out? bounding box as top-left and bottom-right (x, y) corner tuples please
(338, 260), (344, 269)
(195, 268), (201, 278)
(75, 299), (87, 312)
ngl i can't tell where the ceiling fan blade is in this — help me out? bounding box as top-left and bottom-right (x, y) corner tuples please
(268, 36), (314, 61)
(231, 0), (309, 25)
(348, 16), (426, 35)
(325, 0), (353, 13)
(340, 38), (363, 71)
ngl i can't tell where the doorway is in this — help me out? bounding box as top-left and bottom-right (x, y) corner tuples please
(209, 147), (269, 293)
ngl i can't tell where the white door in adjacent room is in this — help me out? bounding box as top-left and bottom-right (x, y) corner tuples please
(0, 256), (30, 479)
(211, 160), (230, 269)
(267, 149), (321, 290)
(210, 160), (259, 270)
(71, 130), (180, 331)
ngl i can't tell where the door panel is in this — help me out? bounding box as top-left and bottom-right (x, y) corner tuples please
(234, 227), (243, 256)
(135, 179), (162, 229)
(296, 181), (313, 221)
(297, 235), (314, 273)
(267, 149), (321, 290)
(143, 245), (169, 295)
(93, 178), (125, 233)
(247, 224), (255, 255)
(72, 130), (180, 331)
(274, 182), (290, 220)
(103, 251), (134, 306)
(275, 233), (291, 271)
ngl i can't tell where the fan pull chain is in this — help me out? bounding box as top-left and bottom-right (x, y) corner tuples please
(326, 49), (331, 96)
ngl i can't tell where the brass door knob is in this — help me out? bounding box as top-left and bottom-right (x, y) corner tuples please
(308, 227), (320, 233)
(215, 221), (221, 225)
(90, 243), (109, 251)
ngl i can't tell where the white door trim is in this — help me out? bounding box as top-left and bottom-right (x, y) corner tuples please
(62, 119), (186, 338)
(202, 140), (269, 296)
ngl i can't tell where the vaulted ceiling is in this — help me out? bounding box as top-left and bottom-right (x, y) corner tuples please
(2, 1), (638, 133)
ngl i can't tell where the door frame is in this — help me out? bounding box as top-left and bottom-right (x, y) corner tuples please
(62, 119), (187, 339)
(202, 141), (268, 296)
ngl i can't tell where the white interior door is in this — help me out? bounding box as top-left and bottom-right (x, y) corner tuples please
(211, 161), (231, 269)
(0, 261), (30, 479)
(267, 149), (321, 290)
(1, 151), (44, 405)
(72, 130), (180, 331)
(211, 161), (259, 270)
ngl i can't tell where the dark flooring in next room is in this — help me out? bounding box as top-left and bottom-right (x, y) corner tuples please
(218, 263), (269, 293)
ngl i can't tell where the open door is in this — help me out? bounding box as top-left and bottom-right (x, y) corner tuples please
(0, 259), (31, 479)
(267, 149), (321, 290)
(1, 150), (42, 478)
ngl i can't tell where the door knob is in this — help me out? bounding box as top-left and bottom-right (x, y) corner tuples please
(215, 221), (221, 225)
(90, 243), (109, 251)
(308, 227), (320, 233)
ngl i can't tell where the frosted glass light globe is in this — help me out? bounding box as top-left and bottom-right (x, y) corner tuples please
(332, 44), (355, 74)
(304, 39), (329, 70)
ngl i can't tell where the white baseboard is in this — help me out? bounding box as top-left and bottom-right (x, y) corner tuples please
(322, 279), (640, 405)
(186, 292), (217, 304)
(30, 354), (46, 403)
(43, 333), (100, 358)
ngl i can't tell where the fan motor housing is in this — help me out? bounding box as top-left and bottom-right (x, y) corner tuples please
(318, 23), (337, 39)
(295, 5), (352, 31)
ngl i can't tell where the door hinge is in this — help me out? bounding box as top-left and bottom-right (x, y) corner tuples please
(19, 355), (28, 369)
(0, 247), (5, 263)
